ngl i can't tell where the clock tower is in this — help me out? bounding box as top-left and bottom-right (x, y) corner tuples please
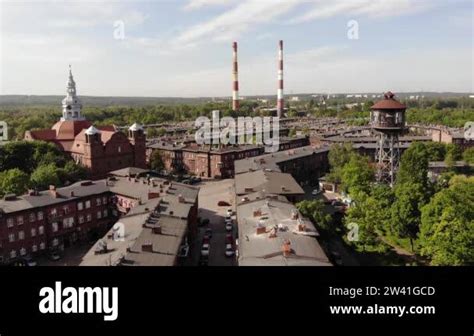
(61, 65), (84, 121)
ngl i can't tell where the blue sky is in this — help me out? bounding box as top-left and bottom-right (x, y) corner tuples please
(0, 0), (472, 97)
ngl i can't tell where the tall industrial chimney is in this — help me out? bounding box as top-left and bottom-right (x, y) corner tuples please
(232, 41), (240, 111)
(277, 40), (284, 118)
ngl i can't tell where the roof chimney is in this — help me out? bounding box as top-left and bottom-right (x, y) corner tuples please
(142, 242), (153, 253)
(282, 240), (291, 257)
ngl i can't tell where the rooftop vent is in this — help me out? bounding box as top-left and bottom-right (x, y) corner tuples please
(3, 194), (16, 201)
(142, 242), (153, 253)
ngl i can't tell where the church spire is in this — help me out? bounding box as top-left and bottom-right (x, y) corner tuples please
(61, 65), (84, 121)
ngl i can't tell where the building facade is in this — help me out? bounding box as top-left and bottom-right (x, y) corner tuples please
(24, 67), (146, 179)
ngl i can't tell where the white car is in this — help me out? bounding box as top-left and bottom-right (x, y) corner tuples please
(226, 209), (233, 216)
(225, 222), (233, 232)
(312, 189), (323, 196)
(225, 244), (234, 257)
(201, 243), (210, 256)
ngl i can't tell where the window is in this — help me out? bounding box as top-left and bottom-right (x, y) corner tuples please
(20, 248), (26, 256)
(38, 226), (44, 235)
(96, 198), (102, 206)
(32, 245), (38, 252)
(52, 222), (58, 232)
(8, 233), (15, 242)
(63, 217), (74, 229)
(85, 200), (91, 209)
(86, 214), (92, 222)
(17, 216), (24, 226)
(63, 205), (69, 214)
(79, 215), (84, 224)
(7, 218), (13, 228)
(10, 250), (17, 259)
(102, 196), (108, 205)
(103, 209), (108, 218)
(37, 211), (43, 220)
(18, 231), (25, 240)
(77, 202), (83, 211)
(31, 228), (37, 237)
(97, 211), (102, 219)
(39, 242), (45, 250)
(29, 213), (36, 222)
(118, 146), (122, 153)
(50, 208), (57, 216)
(52, 238), (59, 247)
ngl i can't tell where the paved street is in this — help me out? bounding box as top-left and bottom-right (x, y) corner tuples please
(191, 179), (237, 266)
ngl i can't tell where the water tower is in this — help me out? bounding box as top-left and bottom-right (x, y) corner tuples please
(370, 92), (406, 186)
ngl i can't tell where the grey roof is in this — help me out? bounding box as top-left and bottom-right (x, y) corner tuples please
(0, 180), (110, 214)
(123, 216), (188, 266)
(0, 170), (199, 217)
(428, 161), (473, 168)
(108, 167), (150, 177)
(235, 145), (329, 175)
(236, 197), (331, 266)
(235, 170), (305, 196)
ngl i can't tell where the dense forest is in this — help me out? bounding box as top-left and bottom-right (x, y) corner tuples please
(0, 96), (472, 139)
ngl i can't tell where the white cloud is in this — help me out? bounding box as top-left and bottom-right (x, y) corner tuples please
(184, 0), (235, 11)
(177, 0), (302, 44)
(290, 0), (434, 24)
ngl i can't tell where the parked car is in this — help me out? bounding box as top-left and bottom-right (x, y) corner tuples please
(181, 179), (191, 184)
(201, 243), (210, 256)
(225, 244), (234, 257)
(191, 176), (202, 183)
(22, 255), (37, 266)
(225, 222), (233, 232)
(226, 209), (233, 216)
(312, 189), (323, 196)
(225, 233), (233, 244)
(48, 252), (61, 261)
(203, 235), (211, 244)
(205, 228), (213, 238)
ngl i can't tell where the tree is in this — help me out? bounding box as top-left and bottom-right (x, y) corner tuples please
(0, 169), (29, 196)
(61, 161), (88, 183)
(445, 144), (462, 162)
(30, 164), (61, 190)
(396, 142), (429, 190)
(296, 200), (332, 232)
(150, 150), (165, 172)
(327, 143), (354, 183)
(391, 183), (427, 251)
(340, 153), (375, 194)
(419, 176), (474, 265)
(424, 142), (447, 161)
(462, 147), (474, 164)
(344, 190), (385, 251)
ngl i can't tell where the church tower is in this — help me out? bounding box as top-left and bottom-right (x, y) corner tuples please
(61, 65), (84, 121)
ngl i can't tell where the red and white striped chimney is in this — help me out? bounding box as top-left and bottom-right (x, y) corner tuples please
(277, 40), (284, 118)
(232, 41), (240, 111)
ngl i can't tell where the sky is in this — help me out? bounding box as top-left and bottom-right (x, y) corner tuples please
(0, 0), (472, 97)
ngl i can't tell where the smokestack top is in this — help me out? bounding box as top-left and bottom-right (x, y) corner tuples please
(279, 40), (283, 49)
(233, 41), (237, 49)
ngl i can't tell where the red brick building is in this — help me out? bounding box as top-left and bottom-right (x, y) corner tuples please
(24, 67), (146, 179)
(0, 181), (118, 264)
(147, 136), (310, 179)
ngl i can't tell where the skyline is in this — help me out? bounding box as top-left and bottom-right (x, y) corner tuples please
(0, 0), (472, 97)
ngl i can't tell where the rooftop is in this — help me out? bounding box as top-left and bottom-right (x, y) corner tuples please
(235, 170), (305, 196)
(236, 196), (331, 266)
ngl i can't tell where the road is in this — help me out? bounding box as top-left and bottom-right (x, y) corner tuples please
(189, 179), (237, 266)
